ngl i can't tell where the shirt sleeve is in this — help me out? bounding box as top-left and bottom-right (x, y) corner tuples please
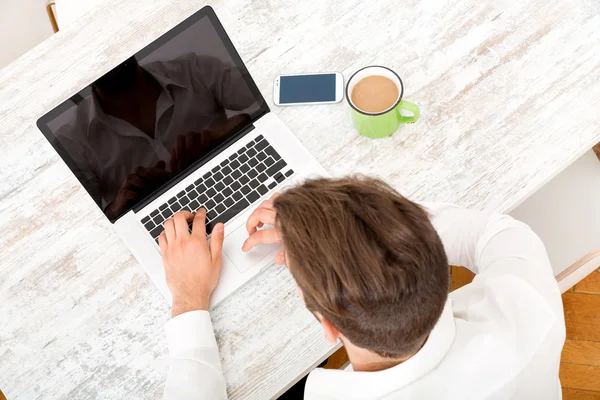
(163, 311), (228, 400)
(422, 202), (564, 319)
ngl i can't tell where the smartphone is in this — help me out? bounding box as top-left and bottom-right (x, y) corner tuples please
(273, 72), (344, 106)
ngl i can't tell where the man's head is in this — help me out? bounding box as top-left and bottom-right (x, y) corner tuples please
(273, 177), (448, 359)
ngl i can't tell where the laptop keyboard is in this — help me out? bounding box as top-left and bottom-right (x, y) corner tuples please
(140, 135), (294, 243)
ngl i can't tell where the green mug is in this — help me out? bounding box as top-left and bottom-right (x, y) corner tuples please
(346, 66), (420, 139)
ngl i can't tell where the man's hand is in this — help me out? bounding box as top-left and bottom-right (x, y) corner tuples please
(106, 160), (171, 219)
(242, 194), (285, 265)
(158, 210), (225, 317)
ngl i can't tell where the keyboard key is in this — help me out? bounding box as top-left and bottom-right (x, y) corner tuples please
(249, 179), (259, 189)
(231, 181), (241, 191)
(274, 172), (285, 183)
(150, 225), (164, 239)
(203, 171), (212, 180)
(240, 163), (250, 173)
(223, 176), (233, 185)
(153, 215), (164, 225)
(240, 175), (250, 185)
(247, 169), (258, 179)
(228, 153), (237, 161)
(211, 165), (220, 173)
(222, 166), (232, 175)
(205, 198), (250, 234)
(256, 151), (267, 161)
(265, 146), (281, 160)
(141, 215), (151, 224)
(161, 210), (171, 219)
(205, 178), (215, 187)
(237, 148), (246, 155)
(255, 139), (268, 151)
(239, 154), (249, 163)
(214, 193), (224, 203)
(220, 160), (229, 167)
(224, 197), (234, 207)
(247, 148), (257, 157)
(199, 194), (208, 204)
(255, 134), (264, 142)
(194, 177), (204, 185)
(257, 184), (268, 196)
(255, 163), (266, 173)
(207, 188), (217, 197)
(215, 182), (225, 191)
(285, 169), (295, 177)
(186, 184), (194, 191)
(223, 187), (233, 197)
(168, 196), (177, 204)
(257, 173), (268, 183)
(216, 203), (226, 213)
(187, 189), (198, 199)
(207, 210), (217, 220)
(144, 220), (155, 230)
(247, 190), (260, 203)
(159, 203), (169, 212)
(206, 199), (216, 209)
(196, 183), (207, 193)
(213, 172), (224, 181)
(150, 209), (159, 218)
(241, 185), (251, 195)
(177, 190), (185, 198)
(264, 157), (275, 167)
(230, 160), (240, 169)
(248, 158), (258, 167)
(232, 190), (242, 201)
(171, 202), (182, 212)
(266, 159), (287, 177)
(180, 195), (190, 204)
(190, 200), (199, 210)
(231, 170), (242, 179)
(268, 181), (277, 189)
(181, 205), (191, 213)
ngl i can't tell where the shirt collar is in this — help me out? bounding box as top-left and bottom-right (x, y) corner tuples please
(306, 300), (456, 399)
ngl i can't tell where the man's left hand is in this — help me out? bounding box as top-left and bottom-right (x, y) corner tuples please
(158, 210), (225, 317)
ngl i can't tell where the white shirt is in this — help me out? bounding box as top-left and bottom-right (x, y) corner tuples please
(55, 54), (256, 208)
(163, 203), (566, 399)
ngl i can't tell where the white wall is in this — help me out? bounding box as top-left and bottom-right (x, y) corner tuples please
(0, 0), (54, 69)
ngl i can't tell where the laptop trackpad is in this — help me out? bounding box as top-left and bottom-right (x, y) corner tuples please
(223, 224), (281, 273)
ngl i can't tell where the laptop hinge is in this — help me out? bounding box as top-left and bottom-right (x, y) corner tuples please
(131, 123), (256, 216)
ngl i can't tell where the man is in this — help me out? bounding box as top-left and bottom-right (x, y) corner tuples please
(159, 177), (566, 399)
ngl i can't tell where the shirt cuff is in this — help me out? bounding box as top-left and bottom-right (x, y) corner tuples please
(165, 310), (217, 356)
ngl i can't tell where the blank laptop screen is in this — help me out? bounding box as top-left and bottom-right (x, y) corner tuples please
(37, 7), (268, 222)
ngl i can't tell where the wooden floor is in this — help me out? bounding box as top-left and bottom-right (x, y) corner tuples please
(325, 266), (600, 399)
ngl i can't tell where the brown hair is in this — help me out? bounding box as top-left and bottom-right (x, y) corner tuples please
(273, 177), (448, 358)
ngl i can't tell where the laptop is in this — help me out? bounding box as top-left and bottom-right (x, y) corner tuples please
(36, 6), (327, 306)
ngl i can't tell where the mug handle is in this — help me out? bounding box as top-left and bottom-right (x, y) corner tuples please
(396, 100), (420, 124)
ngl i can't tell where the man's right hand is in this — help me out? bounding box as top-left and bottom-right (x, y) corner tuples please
(242, 193), (285, 265)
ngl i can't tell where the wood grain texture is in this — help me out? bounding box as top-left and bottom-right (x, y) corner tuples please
(562, 340), (600, 366)
(575, 269), (600, 295)
(1, 0), (600, 399)
(563, 388), (600, 400)
(560, 363), (600, 392)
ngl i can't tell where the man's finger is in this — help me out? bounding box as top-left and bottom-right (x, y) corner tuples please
(275, 250), (286, 265)
(210, 223), (225, 264)
(173, 211), (194, 238)
(192, 209), (207, 238)
(242, 228), (281, 252)
(158, 231), (168, 252)
(164, 218), (176, 243)
(246, 208), (277, 235)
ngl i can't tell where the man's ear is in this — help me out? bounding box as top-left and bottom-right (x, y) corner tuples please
(315, 312), (341, 344)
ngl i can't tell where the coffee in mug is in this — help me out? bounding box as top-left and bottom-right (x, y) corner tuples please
(346, 66), (420, 138)
(350, 75), (399, 113)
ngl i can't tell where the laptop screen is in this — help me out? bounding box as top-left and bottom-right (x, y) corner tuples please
(37, 7), (268, 222)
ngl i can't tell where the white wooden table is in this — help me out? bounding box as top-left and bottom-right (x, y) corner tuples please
(1, 0), (600, 398)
